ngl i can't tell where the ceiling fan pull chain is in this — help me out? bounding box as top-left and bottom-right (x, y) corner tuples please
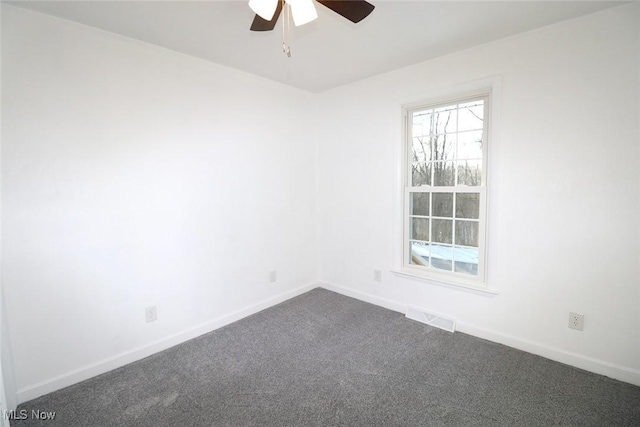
(281, 0), (286, 52)
(281, 0), (291, 58)
(282, 41), (291, 57)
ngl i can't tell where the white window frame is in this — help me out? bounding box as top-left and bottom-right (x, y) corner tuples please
(400, 89), (492, 291)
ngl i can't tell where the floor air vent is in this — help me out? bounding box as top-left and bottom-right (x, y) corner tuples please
(405, 306), (456, 333)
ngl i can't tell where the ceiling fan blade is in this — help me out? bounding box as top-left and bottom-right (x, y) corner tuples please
(250, 0), (284, 31)
(316, 0), (374, 23)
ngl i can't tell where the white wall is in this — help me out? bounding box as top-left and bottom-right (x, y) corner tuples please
(317, 3), (640, 385)
(0, 294), (16, 413)
(0, 1), (17, 418)
(2, 1), (640, 406)
(2, 5), (317, 402)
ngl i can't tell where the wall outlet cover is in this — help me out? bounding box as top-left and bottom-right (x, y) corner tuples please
(568, 312), (584, 331)
(145, 306), (158, 323)
(373, 270), (382, 282)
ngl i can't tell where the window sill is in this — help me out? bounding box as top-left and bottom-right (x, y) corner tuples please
(391, 268), (498, 295)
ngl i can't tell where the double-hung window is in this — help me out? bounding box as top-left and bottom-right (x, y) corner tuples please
(403, 93), (489, 288)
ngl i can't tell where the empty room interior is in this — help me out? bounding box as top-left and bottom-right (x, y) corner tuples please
(1, 0), (640, 425)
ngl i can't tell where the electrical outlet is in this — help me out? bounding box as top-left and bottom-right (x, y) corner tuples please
(373, 269), (382, 282)
(269, 270), (277, 283)
(145, 306), (157, 323)
(568, 312), (584, 331)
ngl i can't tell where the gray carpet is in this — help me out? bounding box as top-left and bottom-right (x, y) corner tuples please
(12, 288), (640, 426)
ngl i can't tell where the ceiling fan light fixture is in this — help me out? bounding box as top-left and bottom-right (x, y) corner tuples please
(286, 0), (318, 26)
(248, 0), (279, 21)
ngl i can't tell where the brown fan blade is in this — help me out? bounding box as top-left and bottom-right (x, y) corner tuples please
(316, 0), (374, 23)
(250, 1), (284, 31)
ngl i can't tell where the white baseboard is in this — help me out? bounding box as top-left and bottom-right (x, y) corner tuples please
(318, 281), (640, 387)
(18, 280), (640, 403)
(320, 282), (407, 314)
(17, 282), (318, 404)
(455, 322), (640, 387)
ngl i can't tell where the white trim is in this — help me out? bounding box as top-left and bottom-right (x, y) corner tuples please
(319, 282), (406, 314)
(318, 281), (640, 387)
(391, 268), (498, 295)
(16, 282), (318, 404)
(400, 87), (492, 289)
(396, 76), (501, 113)
(17, 280), (640, 402)
(395, 76), (502, 294)
(457, 322), (640, 387)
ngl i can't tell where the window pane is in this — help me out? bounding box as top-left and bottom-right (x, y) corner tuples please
(412, 111), (433, 137)
(457, 131), (483, 160)
(410, 241), (430, 267)
(458, 101), (484, 132)
(433, 134), (456, 161)
(412, 136), (431, 162)
(412, 163), (431, 186)
(455, 193), (480, 219)
(434, 106), (457, 134)
(405, 96), (488, 280)
(454, 246), (478, 275)
(432, 193), (453, 217)
(434, 162), (455, 186)
(411, 218), (430, 241)
(455, 220), (479, 247)
(411, 192), (430, 216)
(432, 219), (452, 244)
(431, 244), (453, 271)
(457, 160), (482, 186)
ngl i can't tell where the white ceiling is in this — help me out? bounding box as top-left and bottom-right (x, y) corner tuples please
(5, 0), (627, 92)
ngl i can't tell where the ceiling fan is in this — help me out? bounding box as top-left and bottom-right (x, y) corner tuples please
(249, 0), (375, 32)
